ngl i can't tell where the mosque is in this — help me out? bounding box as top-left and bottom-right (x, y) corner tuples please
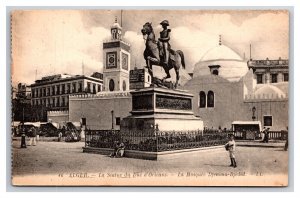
(50, 19), (288, 132)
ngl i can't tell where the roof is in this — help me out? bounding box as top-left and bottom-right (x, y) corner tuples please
(232, 121), (262, 131)
(192, 44), (248, 82)
(254, 84), (286, 98)
(232, 121), (261, 125)
(184, 74), (230, 87)
(200, 44), (243, 62)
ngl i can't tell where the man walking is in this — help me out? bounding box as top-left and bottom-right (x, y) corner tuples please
(225, 134), (237, 168)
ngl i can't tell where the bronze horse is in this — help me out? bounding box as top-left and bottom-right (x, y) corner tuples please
(141, 22), (185, 88)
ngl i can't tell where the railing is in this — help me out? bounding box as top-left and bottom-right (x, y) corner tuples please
(233, 130), (288, 140)
(85, 129), (229, 152)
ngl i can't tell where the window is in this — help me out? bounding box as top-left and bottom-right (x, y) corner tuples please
(52, 98), (55, 107)
(67, 84), (71, 94)
(98, 84), (101, 92)
(109, 79), (115, 91)
(62, 97), (65, 106)
(47, 87), (50, 96)
(207, 91), (214, 108)
(116, 117), (121, 126)
(257, 74), (263, 84)
(72, 83), (76, 93)
(271, 74), (278, 83)
(78, 82), (83, 92)
(52, 86), (55, 95)
(62, 84), (65, 94)
(56, 97), (60, 107)
(122, 80), (126, 91)
(56, 85), (60, 95)
(284, 73), (289, 82)
(199, 91), (206, 108)
(212, 70), (219, 75)
(264, 115), (273, 126)
(87, 82), (91, 93)
(93, 84), (96, 94)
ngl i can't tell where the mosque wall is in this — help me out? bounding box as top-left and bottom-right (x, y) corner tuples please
(184, 75), (288, 131)
(184, 76), (244, 130)
(69, 94), (132, 130)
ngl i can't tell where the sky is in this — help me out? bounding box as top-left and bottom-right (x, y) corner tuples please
(11, 9), (289, 85)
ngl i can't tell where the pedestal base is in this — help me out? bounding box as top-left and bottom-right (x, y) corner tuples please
(121, 87), (203, 134)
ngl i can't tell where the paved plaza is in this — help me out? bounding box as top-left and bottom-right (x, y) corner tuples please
(12, 140), (288, 177)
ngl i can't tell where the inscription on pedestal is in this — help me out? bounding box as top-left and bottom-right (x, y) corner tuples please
(132, 95), (153, 110)
(156, 95), (192, 110)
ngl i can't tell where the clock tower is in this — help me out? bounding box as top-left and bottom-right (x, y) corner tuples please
(103, 17), (131, 92)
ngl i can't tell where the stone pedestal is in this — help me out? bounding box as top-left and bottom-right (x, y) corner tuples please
(121, 87), (203, 134)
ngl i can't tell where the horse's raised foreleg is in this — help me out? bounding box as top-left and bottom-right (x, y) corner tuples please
(147, 56), (160, 65)
(147, 59), (153, 85)
(162, 68), (171, 82)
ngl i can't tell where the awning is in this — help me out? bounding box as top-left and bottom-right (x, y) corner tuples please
(232, 121), (262, 131)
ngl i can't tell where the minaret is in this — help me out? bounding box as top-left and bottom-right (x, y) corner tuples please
(102, 17), (131, 92)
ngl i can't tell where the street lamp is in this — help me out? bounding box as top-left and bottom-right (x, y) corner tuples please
(111, 110), (114, 130)
(252, 106), (256, 121)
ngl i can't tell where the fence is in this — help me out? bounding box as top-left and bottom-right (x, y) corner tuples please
(233, 130), (288, 140)
(85, 129), (229, 152)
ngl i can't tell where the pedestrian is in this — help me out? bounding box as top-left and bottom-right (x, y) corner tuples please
(261, 127), (266, 142)
(284, 139), (288, 151)
(263, 128), (270, 143)
(28, 127), (37, 146)
(225, 134), (237, 168)
(58, 131), (63, 142)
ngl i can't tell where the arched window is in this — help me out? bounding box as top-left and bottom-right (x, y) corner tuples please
(122, 80), (126, 91)
(212, 69), (219, 75)
(207, 90), (214, 108)
(199, 91), (206, 108)
(109, 79), (115, 91)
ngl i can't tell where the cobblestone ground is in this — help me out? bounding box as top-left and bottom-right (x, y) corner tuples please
(12, 140), (288, 177)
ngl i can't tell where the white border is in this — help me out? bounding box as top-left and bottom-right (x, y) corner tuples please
(1, 0), (299, 197)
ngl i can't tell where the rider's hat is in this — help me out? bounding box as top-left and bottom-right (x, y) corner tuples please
(160, 20), (169, 26)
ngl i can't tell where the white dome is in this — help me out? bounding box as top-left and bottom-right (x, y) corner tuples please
(193, 44), (248, 82)
(254, 84), (286, 98)
(201, 44), (243, 62)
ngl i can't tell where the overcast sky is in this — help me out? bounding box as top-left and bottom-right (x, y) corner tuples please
(11, 10), (289, 85)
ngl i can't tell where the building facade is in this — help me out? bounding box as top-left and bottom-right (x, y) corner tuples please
(31, 73), (103, 112)
(102, 18), (131, 92)
(183, 40), (289, 131)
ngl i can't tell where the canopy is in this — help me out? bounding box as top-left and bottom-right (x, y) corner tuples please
(232, 121), (262, 132)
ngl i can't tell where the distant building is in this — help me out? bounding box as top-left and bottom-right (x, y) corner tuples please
(12, 83), (32, 122)
(16, 83), (31, 102)
(31, 73), (103, 112)
(247, 58), (289, 84)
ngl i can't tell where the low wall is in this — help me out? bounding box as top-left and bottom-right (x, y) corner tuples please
(82, 145), (223, 160)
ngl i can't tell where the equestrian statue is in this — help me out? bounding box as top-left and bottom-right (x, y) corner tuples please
(141, 20), (185, 88)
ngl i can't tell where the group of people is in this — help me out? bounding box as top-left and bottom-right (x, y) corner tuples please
(110, 141), (125, 158)
(27, 126), (38, 146)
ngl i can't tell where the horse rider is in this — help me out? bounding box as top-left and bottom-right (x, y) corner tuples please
(158, 20), (171, 67)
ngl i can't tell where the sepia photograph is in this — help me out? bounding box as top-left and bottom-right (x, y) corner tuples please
(10, 9), (289, 186)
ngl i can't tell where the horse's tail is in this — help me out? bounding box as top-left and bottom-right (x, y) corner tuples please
(177, 50), (185, 69)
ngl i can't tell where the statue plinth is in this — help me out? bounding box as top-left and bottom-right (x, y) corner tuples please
(121, 87), (203, 133)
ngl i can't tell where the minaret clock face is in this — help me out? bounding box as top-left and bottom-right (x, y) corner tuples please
(106, 52), (117, 68)
(121, 52), (128, 70)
